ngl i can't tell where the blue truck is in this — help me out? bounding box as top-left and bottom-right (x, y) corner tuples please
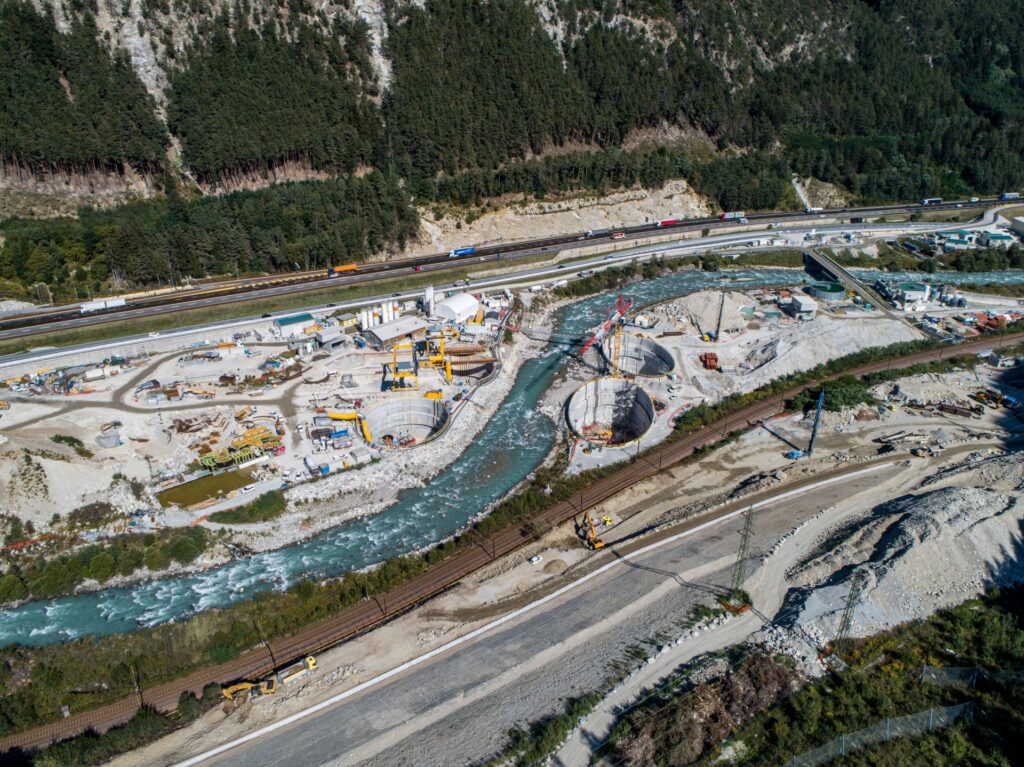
(448, 246), (476, 258)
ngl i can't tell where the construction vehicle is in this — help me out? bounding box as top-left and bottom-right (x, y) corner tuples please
(0, 401), (9, 411)
(327, 412), (373, 443)
(222, 678), (277, 704)
(423, 390), (444, 400)
(580, 294), (634, 356)
(384, 342), (420, 390)
(580, 512), (605, 550)
(786, 391), (825, 460)
(278, 656), (318, 685)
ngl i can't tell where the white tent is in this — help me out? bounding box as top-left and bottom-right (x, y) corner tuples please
(435, 292), (479, 323)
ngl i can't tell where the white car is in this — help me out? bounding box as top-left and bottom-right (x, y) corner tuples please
(529, 555), (542, 565)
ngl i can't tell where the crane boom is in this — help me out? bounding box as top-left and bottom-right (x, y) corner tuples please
(580, 294), (633, 354)
(807, 390), (825, 456)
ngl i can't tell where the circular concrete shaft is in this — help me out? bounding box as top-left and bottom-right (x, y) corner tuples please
(364, 398), (449, 448)
(601, 333), (675, 377)
(566, 377), (655, 446)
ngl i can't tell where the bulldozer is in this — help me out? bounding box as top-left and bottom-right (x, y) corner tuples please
(221, 678), (277, 704)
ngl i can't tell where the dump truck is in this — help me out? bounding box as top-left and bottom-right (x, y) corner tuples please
(278, 656), (318, 685)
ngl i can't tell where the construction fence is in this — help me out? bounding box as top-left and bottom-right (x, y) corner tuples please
(921, 664), (1024, 688)
(785, 703), (974, 767)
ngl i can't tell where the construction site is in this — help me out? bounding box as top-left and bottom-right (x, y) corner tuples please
(6, 228), (1024, 767)
(544, 282), (931, 472)
(0, 287), (513, 562)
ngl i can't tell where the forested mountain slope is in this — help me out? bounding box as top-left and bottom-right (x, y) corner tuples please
(0, 0), (1022, 296)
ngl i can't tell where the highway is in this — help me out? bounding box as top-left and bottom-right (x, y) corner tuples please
(0, 195), (1004, 343)
(0, 218), (979, 373)
(3, 331), (1021, 755)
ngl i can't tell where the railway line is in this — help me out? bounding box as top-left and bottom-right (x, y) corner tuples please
(0, 196), (1001, 339)
(3, 329), (1021, 755)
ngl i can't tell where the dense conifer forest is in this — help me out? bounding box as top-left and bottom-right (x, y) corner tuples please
(0, 0), (1023, 295)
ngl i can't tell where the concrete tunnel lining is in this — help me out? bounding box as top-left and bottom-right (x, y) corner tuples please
(601, 334), (675, 377)
(363, 398), (450, 448)
(566, 377), (656, 445)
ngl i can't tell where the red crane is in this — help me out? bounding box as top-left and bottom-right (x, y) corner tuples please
(580, 294), (633, 354)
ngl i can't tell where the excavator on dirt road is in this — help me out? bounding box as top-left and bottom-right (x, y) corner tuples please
(221, 678), (277, 704)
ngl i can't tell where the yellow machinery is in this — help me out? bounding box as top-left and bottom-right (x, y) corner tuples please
(0, 401), (9, 411)
(582, 512), (605, 550)
(234, 406), (255, 421)
(231, 426), (278, 450)
(328, 412), (373, 443)
(605, 323), (624, 376)
(422, 332), (453, 383)
(384, 343), (419, 390)
(424, 390), (444, 400)
(222, 678), (277, 704)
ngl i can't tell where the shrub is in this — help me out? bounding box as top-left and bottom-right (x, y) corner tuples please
(143, 545), (169, 571)
(0, 574), (26, 603)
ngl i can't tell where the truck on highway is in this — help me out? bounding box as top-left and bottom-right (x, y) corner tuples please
(719, 211), (746, 221)
(920, 197), (943, 205)
(326, 264), (358, 277)
(448, 246), (476, 258)
(805, 206), (823, 213)
(585, 228), (609, 238)
(79, 297), (127, 314)
(655, 218), (680, 228)
(1001, 192), (1021, 200)
(278, 655), (318, 685)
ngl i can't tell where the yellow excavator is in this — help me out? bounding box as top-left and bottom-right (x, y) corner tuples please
(222, 678), (277, 704)
(581, 512), (605, 550)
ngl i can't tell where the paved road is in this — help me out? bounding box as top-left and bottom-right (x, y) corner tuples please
(0, 197), (996, 342)
(0, 219), (962, 373)
(198, 462), (903, 767)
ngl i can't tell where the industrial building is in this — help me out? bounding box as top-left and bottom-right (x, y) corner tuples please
(434, 292), (480, 323)
(791, 295), (818, 320)
(274, 313), (316, 338)
(979, 232), (1016, 249)
(897, 282), (930, 303)
(362, 316), (430, 349)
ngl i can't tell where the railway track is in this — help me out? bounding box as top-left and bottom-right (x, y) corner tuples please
(0, 197), (999, 337)
(3, 330), (1022, 754)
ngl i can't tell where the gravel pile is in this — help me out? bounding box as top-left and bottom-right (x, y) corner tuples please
(788, 484), (1024, 641)
(652, 290), (754, 335)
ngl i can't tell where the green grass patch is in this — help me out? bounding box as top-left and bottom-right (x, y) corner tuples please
(209, 491), (286, 524)
(49, 434), (93, 459)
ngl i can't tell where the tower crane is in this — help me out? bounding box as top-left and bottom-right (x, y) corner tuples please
(580, 294), (633, 357)
(786, 390), (825, 460)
